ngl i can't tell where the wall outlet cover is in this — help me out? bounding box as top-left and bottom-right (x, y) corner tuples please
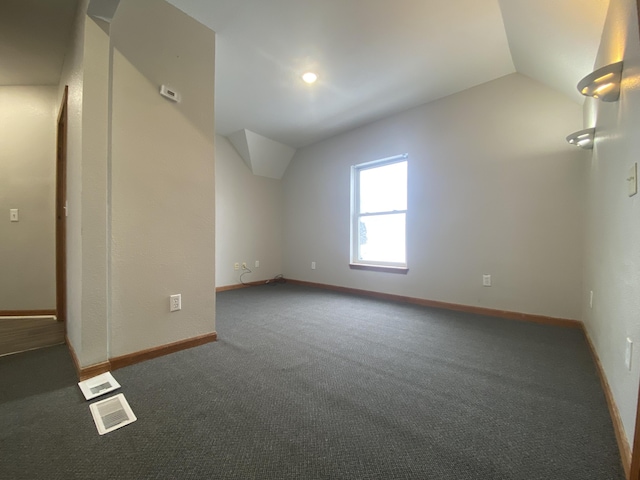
(170, 294), (181, 312)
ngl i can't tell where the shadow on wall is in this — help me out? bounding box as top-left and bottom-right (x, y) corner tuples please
(108, 0), (215, 143)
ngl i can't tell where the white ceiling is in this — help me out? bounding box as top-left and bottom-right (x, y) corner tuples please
(1, 0), (610, 148)
(166, 0), (610, 148)
(498, 0), (611, 104)
(0, 0), (79, 85)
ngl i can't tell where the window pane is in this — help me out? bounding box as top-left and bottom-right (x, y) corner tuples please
(358, 213), (406, 263)
(359, 161), (407, 214)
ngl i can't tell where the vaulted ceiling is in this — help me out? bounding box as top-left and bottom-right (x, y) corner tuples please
(1, 0), (610, 148)
(169, 0), (611, 147)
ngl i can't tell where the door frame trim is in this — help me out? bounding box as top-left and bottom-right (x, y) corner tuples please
(55, 86), (68, 324)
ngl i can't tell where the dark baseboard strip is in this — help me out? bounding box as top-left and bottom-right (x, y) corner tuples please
(216, 281), (266, 292)
(582, 327), (631, 478)
(287, 279), (581, 328)
(0, 309), (57, 317)
(110, 332), (217, 371)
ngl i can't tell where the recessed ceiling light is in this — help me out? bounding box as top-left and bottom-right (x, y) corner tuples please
(302, 72), (318, 84)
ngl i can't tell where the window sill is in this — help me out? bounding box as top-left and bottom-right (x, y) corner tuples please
(349, 263), (409, 274)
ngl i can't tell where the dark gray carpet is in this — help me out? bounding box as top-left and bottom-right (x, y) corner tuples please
(0, 284), (626, 479)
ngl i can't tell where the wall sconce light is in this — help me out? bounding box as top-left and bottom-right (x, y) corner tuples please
(577, 61), (623, 102)
(566, 128), (595, 149)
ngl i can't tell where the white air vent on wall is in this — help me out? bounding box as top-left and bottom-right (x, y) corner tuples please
(160, 85), (181, 102)
(89, 394), (137, 435)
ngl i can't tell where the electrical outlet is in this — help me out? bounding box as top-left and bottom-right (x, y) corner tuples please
(242, 262), (247, 270)
(170, 294), (181, 312)
(234, 263), (239, 271)
(626, 338), (633, 371)
(311, 261), (316, 270)
(482, 274), (491, 287)
(255, 260), (260, 268)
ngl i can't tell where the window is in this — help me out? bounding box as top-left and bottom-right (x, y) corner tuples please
(351, 154), (408, 270)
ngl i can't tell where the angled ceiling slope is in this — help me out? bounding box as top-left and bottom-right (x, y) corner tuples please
(228, 130), (296, 180)
(498, 0), (610, 104)
(88, 0), (121, 22)
(166, 0), (609, 149)
(168, 0), (515, 148)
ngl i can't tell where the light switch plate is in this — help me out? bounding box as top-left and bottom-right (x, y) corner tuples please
(628, 163), (637, 197)
(10, 209), (18, 222)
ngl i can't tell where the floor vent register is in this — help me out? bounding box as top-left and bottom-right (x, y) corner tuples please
(78, 372), (137, 435)
(89, 393), (137, 435)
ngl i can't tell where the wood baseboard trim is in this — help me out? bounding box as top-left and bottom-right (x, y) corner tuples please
(582, 326), (631, 478)
(67, 332), (217, 380)
(66, 335), (112, 381)
(109, 332), (217, 371)
(286, 279), (581, 329)
(0, 316), (65, 357)
(216, 281), (266, 292)
(79, 361), (112, 381)
(0, 309), (57, 317)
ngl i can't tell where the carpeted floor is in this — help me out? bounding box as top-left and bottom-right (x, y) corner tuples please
(0, 284), (626, 479)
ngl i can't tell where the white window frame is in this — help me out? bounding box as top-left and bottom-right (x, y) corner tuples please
(350, 153), (408, 271)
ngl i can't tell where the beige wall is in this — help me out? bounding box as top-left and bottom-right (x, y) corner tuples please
(58, 0), (111, 364)
(58, 0), (216, 366)
(0, 86), (57, 311)
(215, 135), (283, 287)
(79, 15), (111, 365)
(58, 0), (87, 354)
(283, 73), (586, 320)
(583, 0), (640, 446)
(109, 0), (216, 357)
